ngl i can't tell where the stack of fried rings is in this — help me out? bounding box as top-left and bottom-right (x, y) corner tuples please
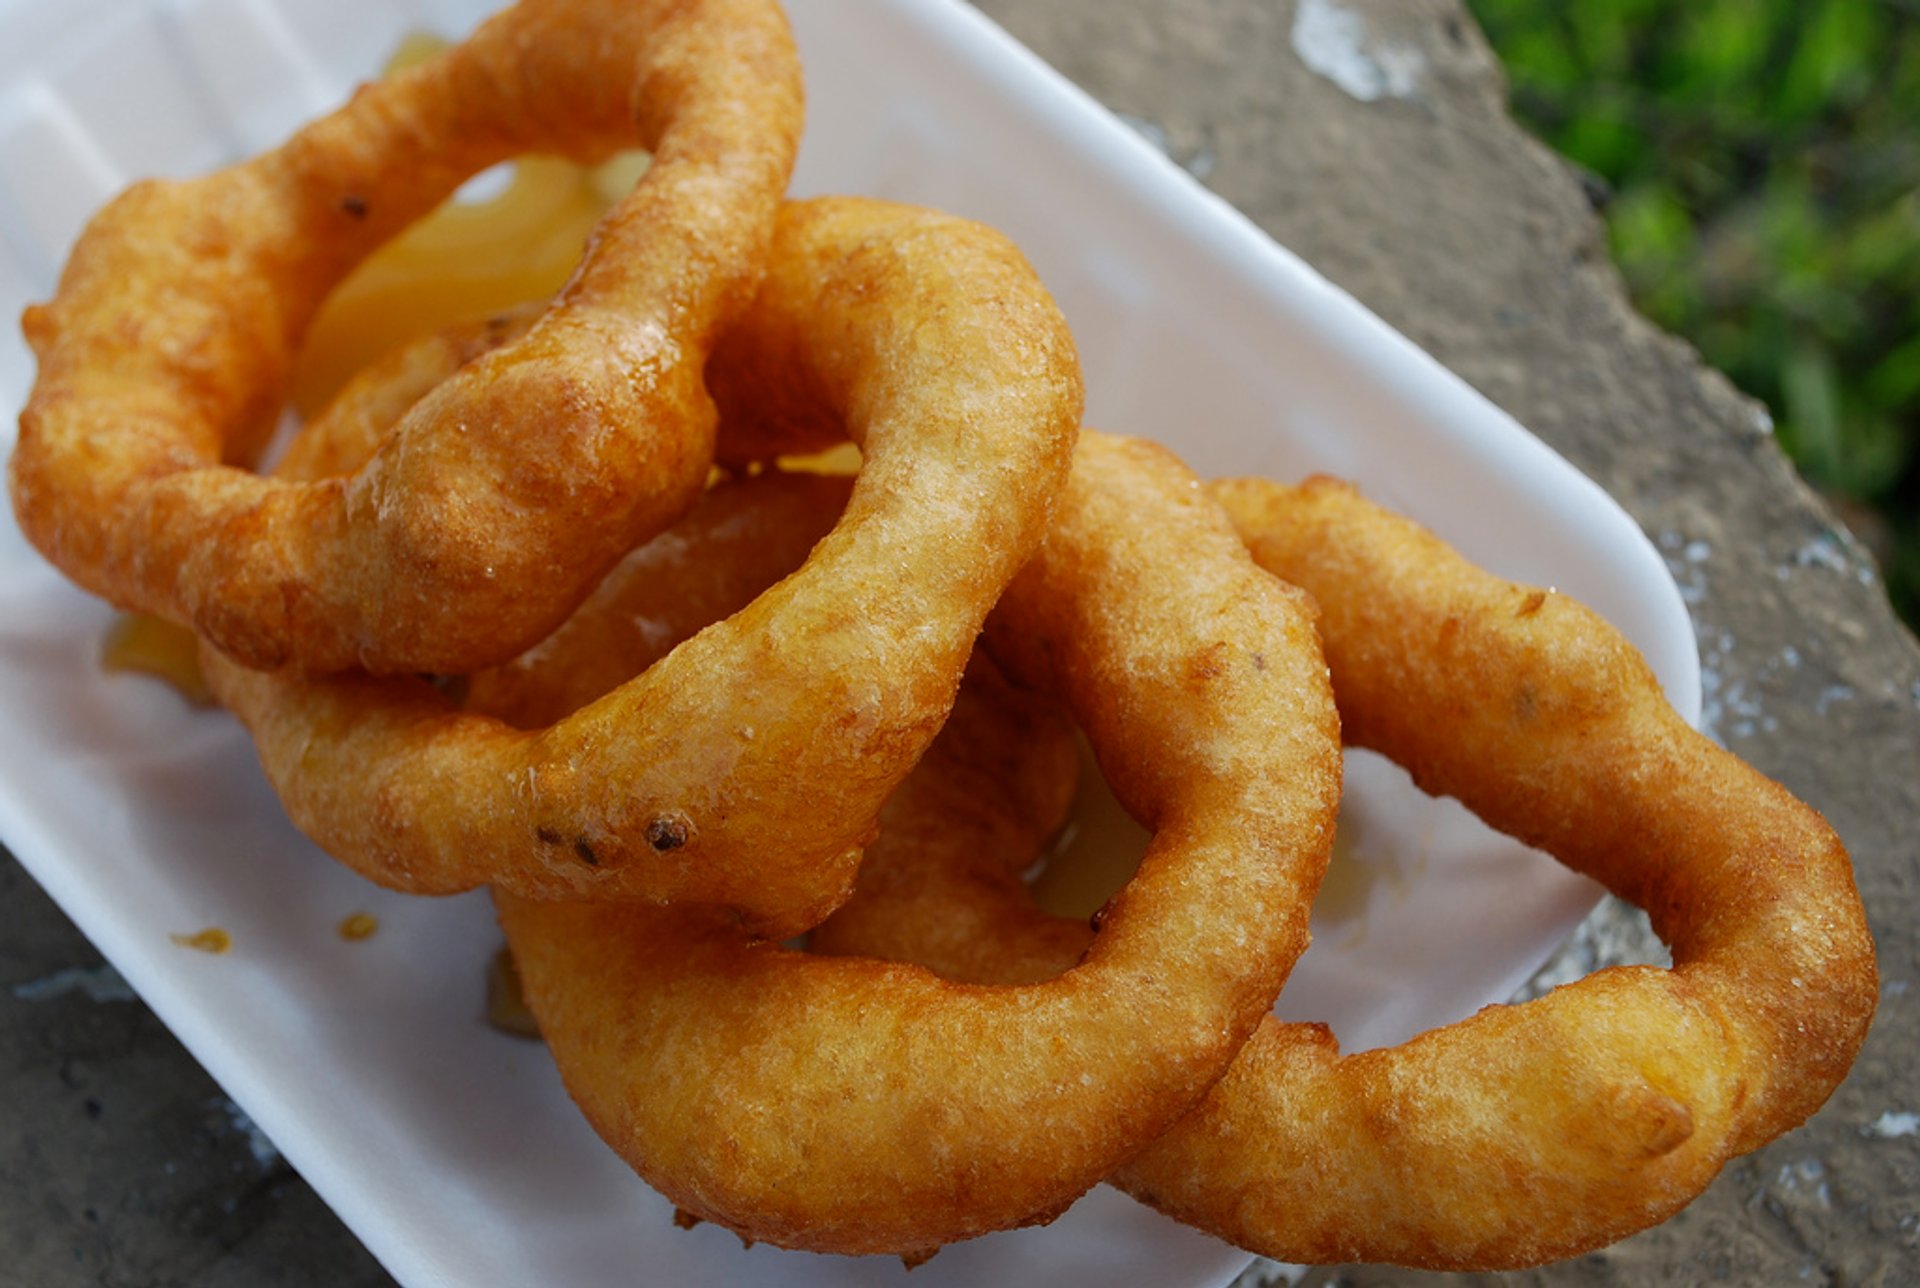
(477, 446), (1873, 1266)
(264, 271), (1874, 1263)
(14, 0), (1877, 1266)
(188, 205), (1871, 1266)
(260, 326), (1347, 1251)
(202, 197), (1083, 937)
(194, 196), (1858, 1266)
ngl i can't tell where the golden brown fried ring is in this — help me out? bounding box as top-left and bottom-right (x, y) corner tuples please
(496, 432), (1341, 1254)
(203, 197), (1082, 938)
(12, 0), (800, 675)
(820, 474), (1879, 1270)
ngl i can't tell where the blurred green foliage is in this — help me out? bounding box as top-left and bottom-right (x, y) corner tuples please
(1467, 0), (1920, 624)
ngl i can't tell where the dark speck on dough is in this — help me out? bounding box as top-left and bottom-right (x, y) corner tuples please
(646, 815), (691, 851)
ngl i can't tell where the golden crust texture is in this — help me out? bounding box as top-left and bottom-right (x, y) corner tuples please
(1141, 476), (1879, 1267)
(818, 473), (1878, 1270)
(202, 196), (1083, 937)
(11, 0), (802, 675)
(16, 4), (1877, 1262)
(495, 431), (1342, 1254)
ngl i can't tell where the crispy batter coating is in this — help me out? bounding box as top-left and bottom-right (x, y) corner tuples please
(821, 474), (1879, 1270)
(465, 469), (853, 730)
(286, 306), (855, 729)
(495, 432), (1341, 1253)
(12, 0), (801, 675)
(274, 306), (540, 485)
(203, 197), (1083, 937)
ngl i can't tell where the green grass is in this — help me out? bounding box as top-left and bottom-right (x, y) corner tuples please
(1466, 0), (1920, 624)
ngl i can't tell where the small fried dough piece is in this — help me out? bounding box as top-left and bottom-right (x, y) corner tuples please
(204, 197), (1083, 938)
(497, 433), (1341, 1253)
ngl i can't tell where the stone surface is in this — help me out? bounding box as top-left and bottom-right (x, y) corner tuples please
(4, 0), (1918, 1284)
(1, 860), (390, 1287)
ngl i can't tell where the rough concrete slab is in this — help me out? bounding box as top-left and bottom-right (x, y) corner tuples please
(0, 856), (391, 1286)
(3, 0), (1916, 1284)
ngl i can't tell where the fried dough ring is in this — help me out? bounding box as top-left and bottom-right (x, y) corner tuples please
(12, 0), (801, 675)
(203, 197), (1082, 937)
(818, 475), (1879, 1270)
(495, 432), (1342, 1254)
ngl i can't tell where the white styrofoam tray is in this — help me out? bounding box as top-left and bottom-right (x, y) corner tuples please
(0, 2), (1701, 1285)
